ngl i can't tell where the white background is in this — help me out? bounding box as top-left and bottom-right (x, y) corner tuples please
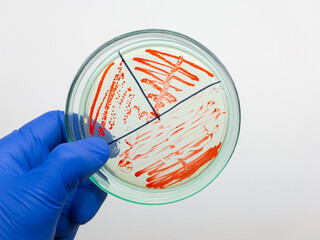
(0, 0), (320, 239)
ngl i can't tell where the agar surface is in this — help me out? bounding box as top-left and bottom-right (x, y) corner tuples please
(89, 48), (226, 189)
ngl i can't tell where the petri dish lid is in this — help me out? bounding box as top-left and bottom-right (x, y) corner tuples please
(65, 29), (240, 205)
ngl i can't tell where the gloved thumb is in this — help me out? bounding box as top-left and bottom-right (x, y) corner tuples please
(31, 137), (109, 203)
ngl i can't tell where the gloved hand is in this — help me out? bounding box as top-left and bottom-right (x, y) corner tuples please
(0, 111), (109, 240)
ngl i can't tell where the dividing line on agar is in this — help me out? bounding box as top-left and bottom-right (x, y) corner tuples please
(118, 50), (161, 120)
(107, 80), (221, 145)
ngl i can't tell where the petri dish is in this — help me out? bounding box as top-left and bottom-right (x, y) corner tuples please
(65, 29), (240, 205)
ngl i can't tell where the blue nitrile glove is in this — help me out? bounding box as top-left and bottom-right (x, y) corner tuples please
(0, 111), (109, 240)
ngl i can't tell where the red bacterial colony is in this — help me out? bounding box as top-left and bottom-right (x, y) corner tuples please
(89, 48), (225, 189)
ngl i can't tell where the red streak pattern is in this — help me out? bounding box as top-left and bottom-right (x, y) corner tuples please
(89, 62), (115, 135)
(134, 49), (214, 114)
(136, 143), (222, 188)
(89, 61), (149, 136)
(90, 48), (214, 135)
(119, 97), (225, 189)
(88, 48), (224, 189)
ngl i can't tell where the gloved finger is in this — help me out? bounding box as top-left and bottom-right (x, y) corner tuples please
(70, 179), (107, 225)
(54, 212), (78, 239)
(54, 227), (78, 240)
(33, 137), (109, 202)
(54, 189), (78, 238)
(0, 110), (66, 171)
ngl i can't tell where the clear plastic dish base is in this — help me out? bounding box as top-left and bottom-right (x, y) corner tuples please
(65, 29), (240, 205)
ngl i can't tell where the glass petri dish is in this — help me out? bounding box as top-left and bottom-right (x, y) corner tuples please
(65, 29), (240, 205)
